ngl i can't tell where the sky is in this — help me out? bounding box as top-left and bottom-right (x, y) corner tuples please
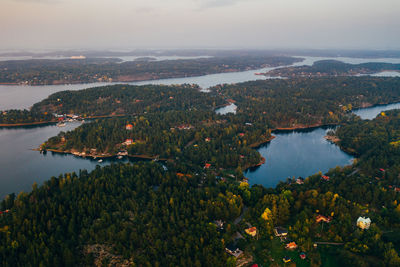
(1, 0), (399, 51)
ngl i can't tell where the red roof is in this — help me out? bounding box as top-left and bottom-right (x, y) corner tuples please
(239, 133), (245, 137)
(321, 175), (330, 181)
(380, 168), (385, 172)
(316, 215), (332, 223)
(204, 163), (211, 169)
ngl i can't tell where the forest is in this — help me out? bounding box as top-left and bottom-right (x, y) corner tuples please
(2, 111), (400, 266)
(211, 77), (400, 128)
(0, 55), (300, 85)
(264, 60), (400, 77)
(42, 110), (269, 170)
(1, 77), (400, 266)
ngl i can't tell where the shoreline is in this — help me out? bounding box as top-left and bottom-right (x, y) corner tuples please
(0, 61), (302, 87)
(0, 120), (57, 127)
(38, 148), (168, 161)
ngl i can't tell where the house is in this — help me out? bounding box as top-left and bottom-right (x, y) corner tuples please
(316, 215), (332, 223)
(238, 133), (245, 137)
(126, 124), (133, 130)
(205, 137), (211, 142)
(357, 217), (371, 229)
(274, 227), (288, 237)
(283, 256), (291, 263)
(321, 175), (330, 181)
(286, 242), (298, 249)
(225, 244), (243, 258)
(296, 178), (304, 184)
(245, 227), (257, 237)
(123, 139), (134, 146)
(213, 220), (224, 230)
(299, 252), (306, 260)
(204, 163), (211, 169)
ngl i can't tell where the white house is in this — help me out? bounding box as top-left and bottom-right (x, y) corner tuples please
(357, 217), (371, 229)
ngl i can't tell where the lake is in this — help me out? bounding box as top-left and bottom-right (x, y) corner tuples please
(0, 122), (141, 198)
(1, 56), (400, 197)
(244, 127), (354, 188)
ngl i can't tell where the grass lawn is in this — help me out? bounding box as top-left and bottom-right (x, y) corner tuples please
(252, 237), (311, 266)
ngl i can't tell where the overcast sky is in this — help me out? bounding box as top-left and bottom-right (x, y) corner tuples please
(1, 0), (399, 51)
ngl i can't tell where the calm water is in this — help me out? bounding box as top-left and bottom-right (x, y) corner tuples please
(1, 56), (400, 197)
(245, 127), (354, 188)
(0, 122), (139, 198)
(215, 103), (237, 115)
(354, 102), (400, 120)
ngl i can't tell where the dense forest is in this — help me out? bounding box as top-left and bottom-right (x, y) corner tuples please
(42, 111), (269, 170)
(3, 76), (400, 127)
(31, 84), (225, 116)
(211, 77), (400, 127)
(0, 84), (225, 124)
(2, 110), (400, 266)
(264, 60), (400, 77)
(0, 109), (55, 125)
(0, 55), (300, 85)
(2, 76), (400, 266)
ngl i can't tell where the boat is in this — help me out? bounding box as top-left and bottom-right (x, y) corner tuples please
(117, 155), (123, 159)
(56, 122), (66, 127)
(98, 159), (103, 163)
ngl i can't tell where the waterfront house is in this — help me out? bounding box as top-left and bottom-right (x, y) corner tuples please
(321, 175), (330, 181)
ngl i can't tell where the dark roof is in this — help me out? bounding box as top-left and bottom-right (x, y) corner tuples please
(275, 226), (288, 234)
(226, 244), (239, 252)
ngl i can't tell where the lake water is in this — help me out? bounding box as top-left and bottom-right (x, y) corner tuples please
(215, 103), (237, 115)
(244, 127), (354, 188)
(353, 102), (400, 120)
(0, 122), (141, 198)
(1, 56), (400, 197)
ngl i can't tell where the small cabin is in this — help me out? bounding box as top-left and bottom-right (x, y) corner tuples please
(283, 256), (291, 263)
(286, 242), (297, 249)
(124, 139), (134, 146)
(225, 244), (243, 258)
(274, 226), (288, 237)
(321, 175), (330, 181)
(245, 227), (257, 237)
(316, 215), (332, 223)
